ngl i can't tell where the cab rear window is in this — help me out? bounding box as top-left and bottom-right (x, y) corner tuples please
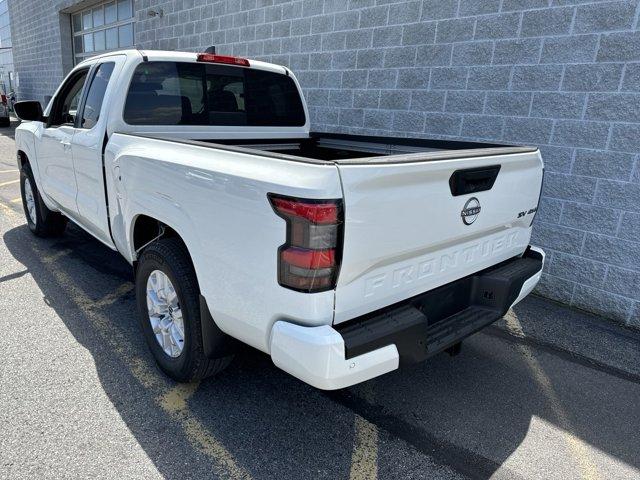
(123, 61), (306, 127)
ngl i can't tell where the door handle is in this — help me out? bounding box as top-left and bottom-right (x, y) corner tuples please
(60, 140), (72, 149)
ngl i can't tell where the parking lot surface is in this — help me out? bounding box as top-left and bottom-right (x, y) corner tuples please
(1, 121), (639, 480)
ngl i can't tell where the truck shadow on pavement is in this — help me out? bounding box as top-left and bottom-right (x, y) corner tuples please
(4, 222), (640, 479)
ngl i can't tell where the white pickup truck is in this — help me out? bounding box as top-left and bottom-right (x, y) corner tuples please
(14, 50), (544, 390)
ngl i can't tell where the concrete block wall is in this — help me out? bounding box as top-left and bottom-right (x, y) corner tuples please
(8, 0), (78, 104)
(8, 0), (640, 326)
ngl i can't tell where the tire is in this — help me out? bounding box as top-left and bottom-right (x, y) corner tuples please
(136, 237), (233, 382)
(20, 162), (67, 237)
(0, 117), (9, 128)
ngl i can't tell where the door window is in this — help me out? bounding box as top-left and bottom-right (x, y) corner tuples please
(80, 62), (115, 129)
(48, 69), (89, 127)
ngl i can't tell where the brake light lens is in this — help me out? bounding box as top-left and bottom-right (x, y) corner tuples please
(269, 194), (343, 293)
(270, 197), (338, 224)
(196, 53), (250, 67)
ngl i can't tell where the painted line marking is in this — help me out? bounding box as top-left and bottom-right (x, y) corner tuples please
(349, 416), (379, 480)
(0, 199), (21, 218)
(484, 325), (640, 385)
(349, 382), (379, 480)
(159, 384), (252, 480)
(0, 201), (19, 217)
(0, 169), (18, 173)
(10, 197), (21, 204)
(92, 282), (134, 309)
(40, 248), (74, 265)
(0, 202), (13, 215)
(0, 179), (19, 187)
(506, 314), (601, 480)
(28, 239), (252, 480)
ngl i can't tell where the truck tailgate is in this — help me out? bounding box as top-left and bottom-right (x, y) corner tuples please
(333, 149), (543, 324)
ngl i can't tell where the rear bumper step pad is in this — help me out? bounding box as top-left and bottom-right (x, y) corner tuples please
(336, 248), (543, 364)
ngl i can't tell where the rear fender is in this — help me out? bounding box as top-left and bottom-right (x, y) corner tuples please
(127, 211), (233, 360)
(107, 134), (342, 353)
(126, 206), (200, 266)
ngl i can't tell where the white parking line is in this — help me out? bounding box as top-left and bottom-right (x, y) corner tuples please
(0, 179), (19, 187)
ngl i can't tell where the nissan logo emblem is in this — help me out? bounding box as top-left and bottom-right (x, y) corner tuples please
(461, 197), (481, 225)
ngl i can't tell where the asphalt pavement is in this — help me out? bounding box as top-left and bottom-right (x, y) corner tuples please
(0, 120), (638, 480)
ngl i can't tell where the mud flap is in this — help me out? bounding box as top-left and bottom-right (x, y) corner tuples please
(200, 295), (238, 359)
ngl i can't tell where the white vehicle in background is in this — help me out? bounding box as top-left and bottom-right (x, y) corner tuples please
(13, 50), (545, 390)
(0, 91), (10, 127)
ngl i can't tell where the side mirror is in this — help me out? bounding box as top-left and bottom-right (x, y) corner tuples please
(14, 101), (44, 122)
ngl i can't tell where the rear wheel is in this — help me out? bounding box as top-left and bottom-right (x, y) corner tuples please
(20, 163), (67, 237)
(135, 237), (233, 382)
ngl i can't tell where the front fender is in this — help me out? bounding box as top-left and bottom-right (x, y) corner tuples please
(15, 124), (57, 211)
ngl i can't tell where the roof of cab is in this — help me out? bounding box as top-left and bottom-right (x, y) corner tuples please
(76, 49), (288, 75)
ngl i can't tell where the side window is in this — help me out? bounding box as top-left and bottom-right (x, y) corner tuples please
(49, 69), (89, 127)
(81, 62), (115, 129)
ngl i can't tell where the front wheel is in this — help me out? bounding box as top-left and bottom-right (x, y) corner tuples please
(20, 163), (67, 237)
(135, 237), (233, 382)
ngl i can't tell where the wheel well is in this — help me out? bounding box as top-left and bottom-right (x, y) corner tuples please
(17, 151), (28, 168)
(132, 215), (196, 260)
(132, 215), (176, 253)
(132, 215), (197, 276)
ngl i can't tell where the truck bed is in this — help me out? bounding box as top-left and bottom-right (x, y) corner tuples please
(129, 131), (538, 165)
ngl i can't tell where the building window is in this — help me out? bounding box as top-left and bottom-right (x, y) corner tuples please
(71, 0), (134, 65)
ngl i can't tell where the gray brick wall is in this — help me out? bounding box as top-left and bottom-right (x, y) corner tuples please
(10, 0), (640, 327)
(8, 0), (77, 104)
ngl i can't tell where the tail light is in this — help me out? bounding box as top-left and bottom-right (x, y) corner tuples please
(0, 95), (6, 105)
(196, 53), (250, 67)
(269, 194), (343, 293)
